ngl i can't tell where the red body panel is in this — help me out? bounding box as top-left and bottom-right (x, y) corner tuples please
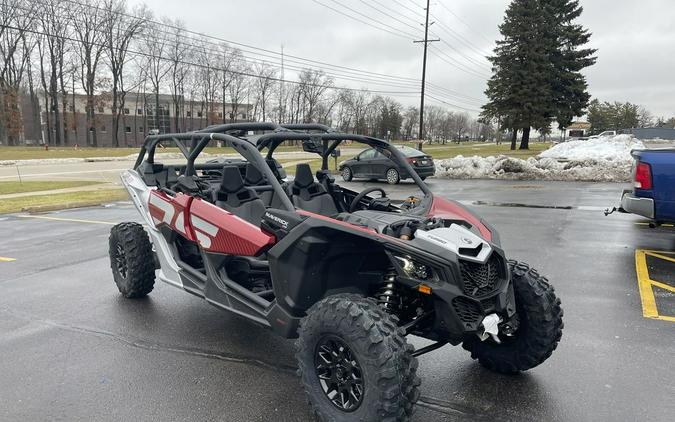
(189, 199), (275, 256)
(427, 196), (492, 241)
(148, 191), (194, 241)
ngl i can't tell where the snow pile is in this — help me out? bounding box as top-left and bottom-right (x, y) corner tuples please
(539, 134), (644, 161)
(435, 155), (633, 182)
(435, 135), (648, 182)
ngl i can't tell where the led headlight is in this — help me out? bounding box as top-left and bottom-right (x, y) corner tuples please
(394, 256), (437, 281)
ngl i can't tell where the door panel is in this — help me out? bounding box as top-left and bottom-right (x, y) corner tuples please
(188, 198), (275, 256)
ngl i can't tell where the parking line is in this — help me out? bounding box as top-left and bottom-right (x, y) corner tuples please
(634, 249), (675, 322)
(634, 222), (674, 227)
(16, 215), (117, 225)
(0, 256), (16, 262)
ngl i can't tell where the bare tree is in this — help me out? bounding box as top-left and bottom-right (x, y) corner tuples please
(297, 69), (333, 123)
(103, 0), (147, 146)
(72, 0), (109, 146)
(165, 18), (191, 132)
(228, 59), (249, 123)
(142, 19), (170, 133)
(219, 44), (240, 124)
(252, 61), (277, 121)
(0, 0), (36, 145)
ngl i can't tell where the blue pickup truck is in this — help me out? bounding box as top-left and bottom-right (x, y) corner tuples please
(615, 148), (675, 225)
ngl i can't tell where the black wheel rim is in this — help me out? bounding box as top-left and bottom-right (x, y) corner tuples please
(114, 243), (128, 279)
(314, 335), (364, 412)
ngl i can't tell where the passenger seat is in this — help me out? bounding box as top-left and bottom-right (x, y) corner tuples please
(214, 166), (266, 225)
(289, 164), (338, 216)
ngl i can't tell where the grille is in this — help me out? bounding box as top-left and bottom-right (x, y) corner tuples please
(459, 254), (501, 297)
(452, 297), (482, 323)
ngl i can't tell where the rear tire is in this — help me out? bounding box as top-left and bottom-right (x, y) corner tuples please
(109, 222), (156, 298)
(296, 294), (420, 421)
(385, 168), (400, 185)
(462, 260), (563, 374)
(341, 166), (353, 182)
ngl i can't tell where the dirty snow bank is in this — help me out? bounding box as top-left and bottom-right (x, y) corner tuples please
(539, 134), (644, 161)
(435, 135), (646, 182)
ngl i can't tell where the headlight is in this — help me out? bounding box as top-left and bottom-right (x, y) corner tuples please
(394, 255), (437, 282)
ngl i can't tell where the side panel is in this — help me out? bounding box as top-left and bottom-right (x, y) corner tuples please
(148, 191), (194, 241)
(189, 198), (275, 256)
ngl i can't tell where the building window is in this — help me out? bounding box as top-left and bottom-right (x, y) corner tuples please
(125, 126), (132, 133)
(100, 125), (106, 133)
(138, 126), (144, 133)
(98, 106), (104, 113)
(137, 108), (142, 115)
(217, 112), (222, 118)
(186, 111), (191, 117)
(123, 108), (130, 115)
(68, 105), (74, 112)
(197, 111), (203, 118)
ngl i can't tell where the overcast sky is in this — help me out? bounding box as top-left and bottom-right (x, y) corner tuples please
(136, 0), (675, 118)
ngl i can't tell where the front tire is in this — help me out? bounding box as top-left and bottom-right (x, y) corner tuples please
(462, 261), (563, 374)
(296, 294), (420, 421)
(109, 222), (156, 298)
(385, 168), (400, 185)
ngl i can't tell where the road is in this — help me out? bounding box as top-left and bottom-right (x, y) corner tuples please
(0, 179), (673, 421)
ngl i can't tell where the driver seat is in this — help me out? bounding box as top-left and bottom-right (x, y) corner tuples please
(214, 166), (266, 225)
(289, 164), (338, 216)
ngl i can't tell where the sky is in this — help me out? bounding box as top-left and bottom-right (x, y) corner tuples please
(135, 0), (675, 119)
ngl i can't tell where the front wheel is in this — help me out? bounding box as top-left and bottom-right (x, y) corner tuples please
(296, 294), (420, 421)
(462, 261), (563, 374)
(385, 168), (400, 185)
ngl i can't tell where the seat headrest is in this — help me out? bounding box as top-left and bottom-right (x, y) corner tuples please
(220, 166), (245, 193)
(244, 163), (264, 185)
(294, 163), (315, 188)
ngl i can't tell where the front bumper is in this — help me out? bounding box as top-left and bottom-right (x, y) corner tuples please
(620, 191), (654, 219)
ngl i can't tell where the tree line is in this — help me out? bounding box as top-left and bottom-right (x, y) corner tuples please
(587, 99), (675, 134)
(0, 0), (494, 148)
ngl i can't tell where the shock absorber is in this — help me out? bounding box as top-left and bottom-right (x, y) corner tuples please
(377, 269), (403, 314)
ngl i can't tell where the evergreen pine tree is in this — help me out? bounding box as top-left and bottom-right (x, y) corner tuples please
(481, 0), (596, 149)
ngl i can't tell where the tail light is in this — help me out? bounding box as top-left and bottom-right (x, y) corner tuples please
(634, 161), (652, 190)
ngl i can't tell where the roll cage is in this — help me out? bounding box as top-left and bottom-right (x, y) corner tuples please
(133, 122), (432, 214)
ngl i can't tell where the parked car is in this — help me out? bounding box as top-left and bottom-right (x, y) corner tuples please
(609, 148), (675, 225)
(339, 145), (435, 184)
(589, 130), (617, 139)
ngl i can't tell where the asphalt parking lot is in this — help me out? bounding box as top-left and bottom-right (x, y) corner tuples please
(1, 179), (673, 421)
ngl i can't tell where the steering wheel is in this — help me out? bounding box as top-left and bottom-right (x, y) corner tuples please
(349, 187), (388, 213)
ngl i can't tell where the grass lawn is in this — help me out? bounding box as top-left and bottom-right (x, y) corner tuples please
(0, 189), (129, 214)
(0, 180), (102, 195)
(415, 142), (552, 160)
(0, 144), (307, 160)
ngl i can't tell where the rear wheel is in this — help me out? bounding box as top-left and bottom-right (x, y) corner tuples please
(385, 168), (400, 185)
(341, 166), (353, 182)
(296, 294), (420, 421)
(462, 261), (563, 374)
(109, 222), (156, 298)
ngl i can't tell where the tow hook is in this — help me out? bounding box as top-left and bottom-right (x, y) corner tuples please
(478, 313), (502, 343)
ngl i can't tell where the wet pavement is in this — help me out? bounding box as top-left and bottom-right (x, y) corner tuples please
(0, 179), (673, 421)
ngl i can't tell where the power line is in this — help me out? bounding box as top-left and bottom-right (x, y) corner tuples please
(426, 94), (481, 113)
(428, 46), (490, 79)
(357, 0), (423, 34)
(49, 0), (485, 105)
(437, 0), (494, 45)
(311, 0), (417, 40)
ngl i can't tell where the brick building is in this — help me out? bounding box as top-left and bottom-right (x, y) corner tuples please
(18, 91), (252, 147)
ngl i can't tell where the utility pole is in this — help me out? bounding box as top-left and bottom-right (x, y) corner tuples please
(414, 0), (439, 146)
(279, 44), (285, 123)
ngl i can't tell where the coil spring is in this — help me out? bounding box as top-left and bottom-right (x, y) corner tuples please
(377, 270), (403, 314)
